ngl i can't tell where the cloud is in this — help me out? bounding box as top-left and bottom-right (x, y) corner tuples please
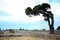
(0, 0), (60, 24)
(35, 0), (48, 4)
(49, 0), (60, 17)
(0, 0), (47, 23)
(48, 0), (60, 15)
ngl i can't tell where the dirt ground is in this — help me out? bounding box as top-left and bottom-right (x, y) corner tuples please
(0, 30), (59, 40)
(0, 36), (51, 40)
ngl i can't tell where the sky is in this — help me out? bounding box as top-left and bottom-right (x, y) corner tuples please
(0, 0), (60, 30)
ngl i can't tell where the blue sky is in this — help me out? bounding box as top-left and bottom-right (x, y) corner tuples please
(0, 0), (60, 30)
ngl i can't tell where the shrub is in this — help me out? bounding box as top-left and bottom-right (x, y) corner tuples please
(9, 29), (15, 33)
(42, 29), (46, 31)
(57, 26), (60, 30)
(0, 28), (1, 31)
(19, 28), (24, 30)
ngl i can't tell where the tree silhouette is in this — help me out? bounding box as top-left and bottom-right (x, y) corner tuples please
(25, 3), (54, 34)
(57, 26), (60, 30)
(0, 28), (1, 31)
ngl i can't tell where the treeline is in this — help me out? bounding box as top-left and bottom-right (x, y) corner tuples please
(0, 26), (60, 31)
(0, 28), (25, 33)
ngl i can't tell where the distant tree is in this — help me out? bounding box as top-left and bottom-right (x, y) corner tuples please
(19, 28), (22, 30)
(57, 26), (60, 30)
(19, 28), (24, 30)
(22, 29), (24, 30)
(0, 28), (1, 31)
(25, 3), (54, 34)
(9, 29), (15, 33)
(34, 29), (38, 31)
(42, 29), (46, 31)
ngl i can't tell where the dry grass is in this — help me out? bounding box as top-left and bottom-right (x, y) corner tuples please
(0, 30), (58, 40)
(0, 36), (51, 40)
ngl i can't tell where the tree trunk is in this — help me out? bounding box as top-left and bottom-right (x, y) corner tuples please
(47, 16), (54, 34)
(39, 10), (54, 34)
(47, 17), (51, 34)
(48, 18), (54, 34)
(50, 16), (54, 34)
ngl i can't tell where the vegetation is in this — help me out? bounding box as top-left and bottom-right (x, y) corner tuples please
(0, 28), (1, 31)
(19, 28), (24, 30)
(42, 29), (46, 31)
(25, 3), (54, 34)
(9, 29), (15, 33)
(57, 26), (60, 30)
(0, 36), (51, 40)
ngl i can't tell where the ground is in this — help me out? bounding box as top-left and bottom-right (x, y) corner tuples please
(0, 30), (60, 40)
(0, 36), (51, 40)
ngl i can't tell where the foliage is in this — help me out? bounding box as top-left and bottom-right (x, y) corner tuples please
(25, 3), (51, 16)
(9, 29), (15, 33)
(57, 26), (60, 30)
(19, 28), (24, 30)
(42, 29), (46, 31)
(0, 28), (1, 31)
